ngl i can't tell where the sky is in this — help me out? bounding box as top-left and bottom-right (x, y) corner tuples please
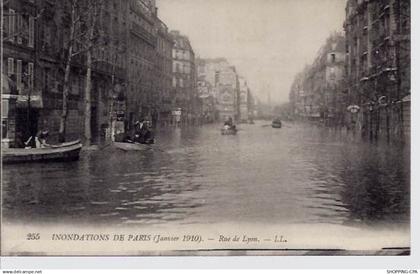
(156, 0), (347, 104)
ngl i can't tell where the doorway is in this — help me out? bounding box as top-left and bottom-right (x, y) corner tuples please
(16, 108), (39, 144)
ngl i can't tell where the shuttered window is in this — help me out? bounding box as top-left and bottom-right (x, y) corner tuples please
(29, 17), (34, 47)
(8, 9), (15, 41)
(7, 58), (14, 76)
(28, 63), (34, 89)
(2, 100), (9, 118)
(16, 14), (22, 44)
(16, 60), (22, 93)
(2, 99), (9, 138)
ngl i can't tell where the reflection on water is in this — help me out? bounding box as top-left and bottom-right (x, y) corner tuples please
(2, 121), (410, 228)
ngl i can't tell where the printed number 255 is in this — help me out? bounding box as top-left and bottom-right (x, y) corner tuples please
(26, 233), (40, 240)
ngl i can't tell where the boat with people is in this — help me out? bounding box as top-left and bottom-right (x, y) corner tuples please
(221, 127), (238, 135)
(112, 119), (155, 151)
(2, 140), (82, 164)
(221, 116), (238, 135)
(272, 118), (282, 128)
(112, 141), (152, 152)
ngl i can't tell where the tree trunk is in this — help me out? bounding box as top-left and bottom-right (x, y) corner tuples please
(84, 3), (98, 146)
(84, 48), (92, 146)
(58, 55), (72, 143)
(58, 2), (77, 143)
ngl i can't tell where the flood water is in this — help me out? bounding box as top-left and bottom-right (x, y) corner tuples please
(2, 121), (410, 229)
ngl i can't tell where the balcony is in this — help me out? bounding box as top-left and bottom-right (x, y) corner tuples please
(130, 22), (157, 47)
(93, 61), (126, 79)
(129, 0), (154, 23)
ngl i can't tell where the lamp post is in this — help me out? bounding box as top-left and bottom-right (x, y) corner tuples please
(106, 40), (126, 142)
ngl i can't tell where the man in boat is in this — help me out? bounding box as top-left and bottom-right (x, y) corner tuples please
(224, 117), (236, 131)
(135, 120), (144, 131)
(138, 121), (154, 144)
(35, 129), (50, 148)
(132, 120), (144, 143)
(224, 117), (233, 127)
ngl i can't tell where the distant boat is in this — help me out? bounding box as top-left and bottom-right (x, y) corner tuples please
(113, 142), (152, 151)
(272, 118), (282, 128)
(221, 127), (237, 135)
(2, 140), (82, 164)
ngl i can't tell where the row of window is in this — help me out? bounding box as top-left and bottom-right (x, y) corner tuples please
(173, 77), (183, 88)
(7, 58), (34, 93)
(130, 10), (154, 35)
(3, 9), (35, 47)
(172, 77), (195, 88)
(93, 47), (125, 68)
(173, 49), (190, 60)
(173, 62), (191, 74)
(157, 37), (172, 56)
(130, 37), (155, 62)
(129, 57), (155, 79)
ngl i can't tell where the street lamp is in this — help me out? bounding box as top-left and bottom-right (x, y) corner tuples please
(378, 95), (388, 106)
(104, 39), (126, 141)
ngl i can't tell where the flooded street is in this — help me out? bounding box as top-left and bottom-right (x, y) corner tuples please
(2, 121), (410, 229)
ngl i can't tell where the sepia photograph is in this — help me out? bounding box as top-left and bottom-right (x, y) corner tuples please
(1, 0), (411, 256)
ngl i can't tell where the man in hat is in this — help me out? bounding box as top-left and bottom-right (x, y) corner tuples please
(138, 120), (154, 144)
(132, 119), (145, 143)
(35, 128), (50, 148)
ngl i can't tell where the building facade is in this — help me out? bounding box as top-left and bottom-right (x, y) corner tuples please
(238, 77), (250, 123)
(196, 75), (217, 123)
(344, 0), (410, 140)
(155, 18), (174, 126)
(2, 0), (37, 147)
(2, 0), (177, 147)
(2, 0), (128, 146)
(196, 58), (242, 123)
(170, 30), (198, 125)
(125, 0), (158, 127)
(217, 65), (239, 122)
(289, 33), (346, 125)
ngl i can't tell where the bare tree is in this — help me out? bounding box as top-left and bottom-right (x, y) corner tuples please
(82, 0), (103, 146)
(58, 0), (102, 144)
(58, 0), (86, 142)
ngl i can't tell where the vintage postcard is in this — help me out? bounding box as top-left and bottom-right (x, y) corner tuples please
(1, 0), (411, 256)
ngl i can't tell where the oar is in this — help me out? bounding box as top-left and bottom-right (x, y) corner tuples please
(141, 142), (166, 153)
(151, 146), (167, 153)
(99, 142), (113, 150)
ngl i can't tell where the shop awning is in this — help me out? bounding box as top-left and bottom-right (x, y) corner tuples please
(16, 95), (43, 109)
(402, 95), (411, 103)
(2, 73), (15, 94)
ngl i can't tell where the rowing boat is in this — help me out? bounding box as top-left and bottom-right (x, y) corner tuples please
(221, 128), (237, 135)
(272, 122), (282, 128)
(272, 118), (282, 128)
(112, 142), (152, 151)
(2, 140), (82, 164)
